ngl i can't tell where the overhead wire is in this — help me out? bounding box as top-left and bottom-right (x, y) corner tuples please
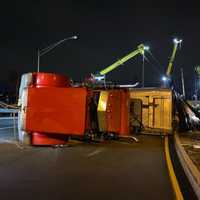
(140, 50), (166, 87)
(145, 50), (163, 76)
(147, 50), (164, 69)
(143, 52), (163, 75)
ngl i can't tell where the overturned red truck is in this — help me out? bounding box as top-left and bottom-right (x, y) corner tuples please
(18, 72), (134, 145)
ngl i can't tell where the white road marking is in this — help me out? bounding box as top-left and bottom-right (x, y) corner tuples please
(87, 148), (105, 157)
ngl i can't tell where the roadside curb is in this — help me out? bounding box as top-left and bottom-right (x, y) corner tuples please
(164, 136), (184, 200)
(174, 133), (200, 199)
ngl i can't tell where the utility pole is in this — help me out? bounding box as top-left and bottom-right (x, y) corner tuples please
(180, 68), (185, 98)
(194, 65), (200, 100)
(142, 53), (145, 87)
(37, 49), (40, 72)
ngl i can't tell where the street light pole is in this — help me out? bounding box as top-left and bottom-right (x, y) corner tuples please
(37, 49), (40, 72)
(142, 53), (145, 87)
(37, 35), (77, 72)
(181, 68), (185, 98)
(141, 46), (149, 88)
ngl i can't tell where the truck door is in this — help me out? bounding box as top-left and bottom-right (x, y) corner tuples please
(130, 99), (142, 133)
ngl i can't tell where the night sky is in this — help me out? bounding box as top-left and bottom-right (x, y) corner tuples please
(0, 0), (200, 98)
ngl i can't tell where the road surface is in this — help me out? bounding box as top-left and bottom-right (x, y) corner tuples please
(0, 125), (174, 200)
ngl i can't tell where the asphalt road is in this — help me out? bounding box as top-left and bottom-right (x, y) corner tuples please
(0, 132), (174, 200)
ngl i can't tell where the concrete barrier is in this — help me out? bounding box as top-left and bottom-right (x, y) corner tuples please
(174, 133), (200, 199)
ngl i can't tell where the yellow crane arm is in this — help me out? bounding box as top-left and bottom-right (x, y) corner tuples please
(99, 44), (146, 76)
(166, 39), (182, 77)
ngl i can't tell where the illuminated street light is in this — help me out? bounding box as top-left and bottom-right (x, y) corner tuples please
(173, 38), (182, 44)
(144, 46), (150, 51)
(161, 76), (171, 87)
(162, 76), (167, 82)
(37, 35), (78, 72)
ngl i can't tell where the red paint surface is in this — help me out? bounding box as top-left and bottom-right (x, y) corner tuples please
(105, 89), (129, 135)
(106, 90), (121, 133)
(25, 87), (87, 135)
(119, 90), (130, 136)
(23, 72), (130, 145)
(32, 132), (68, 145)
(32, 72), (70, 88)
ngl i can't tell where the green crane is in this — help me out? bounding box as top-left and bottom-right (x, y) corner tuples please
(162, 38), (182, 86)
(91, 44), (149, 82)
(166, 38), (182, 77)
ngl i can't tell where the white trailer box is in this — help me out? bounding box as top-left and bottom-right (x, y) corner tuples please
(130, 88), (172, 135)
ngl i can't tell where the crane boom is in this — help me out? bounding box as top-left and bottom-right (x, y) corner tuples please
(99, 44), (146, 76)
(166, 38), (182, 77)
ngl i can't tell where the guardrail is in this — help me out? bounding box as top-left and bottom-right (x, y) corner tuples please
(0, 108), (18, 113)
(174, 133), (200, 199)
(0, 108), (19, 140)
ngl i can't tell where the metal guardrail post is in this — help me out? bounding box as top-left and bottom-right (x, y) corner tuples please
(0, 108), (19, 140)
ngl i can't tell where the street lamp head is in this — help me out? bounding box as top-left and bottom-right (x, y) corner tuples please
(173, 38), (182, 44)
(71, 35), (78, 39)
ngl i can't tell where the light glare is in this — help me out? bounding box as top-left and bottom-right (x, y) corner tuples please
(173, 38), (182, 44)
(162, 76), (167, 81)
